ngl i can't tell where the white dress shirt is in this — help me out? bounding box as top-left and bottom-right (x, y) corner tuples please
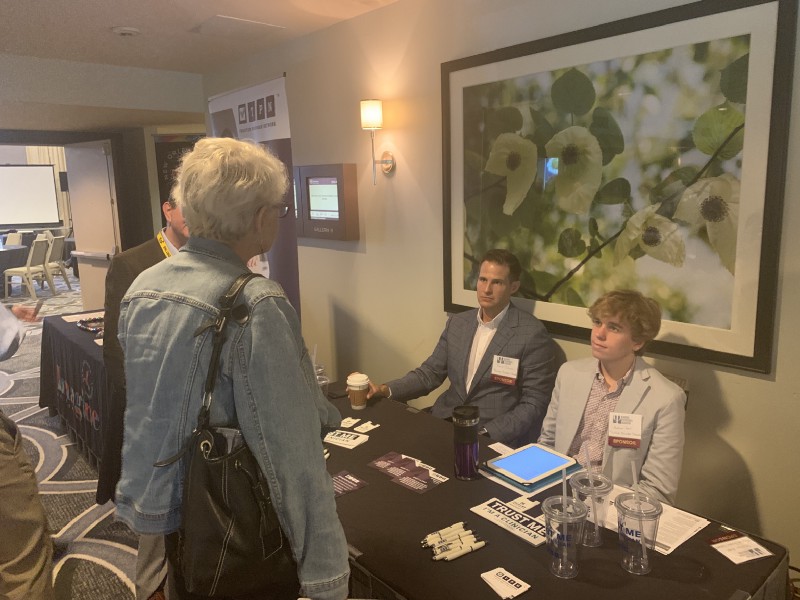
(465, 303), (509, 392)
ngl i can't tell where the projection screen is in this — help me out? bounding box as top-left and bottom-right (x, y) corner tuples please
(0, 165), (61, 229)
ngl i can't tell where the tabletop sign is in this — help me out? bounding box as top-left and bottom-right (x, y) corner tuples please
(471, 498), (546, 547)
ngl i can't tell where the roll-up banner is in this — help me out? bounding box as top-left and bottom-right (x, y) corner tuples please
(208, 77), (301, 318)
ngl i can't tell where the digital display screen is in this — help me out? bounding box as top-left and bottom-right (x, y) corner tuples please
(488, 444), (573, 483)
(308, 177), (339, 220)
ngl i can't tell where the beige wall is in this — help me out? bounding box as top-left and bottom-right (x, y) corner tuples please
(203, 0), (800, 559)
(0, 53), (206, 132)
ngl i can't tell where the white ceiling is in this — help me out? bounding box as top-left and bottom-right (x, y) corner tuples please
(0, 0), (400, 132)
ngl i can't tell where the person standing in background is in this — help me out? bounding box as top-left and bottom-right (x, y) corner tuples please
(99, 198), (189, 600)
(0, 303), (53, 600)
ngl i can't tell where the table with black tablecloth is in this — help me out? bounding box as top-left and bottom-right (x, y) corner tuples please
(325, 395), (788, 600)
(39, 311), (109, 467)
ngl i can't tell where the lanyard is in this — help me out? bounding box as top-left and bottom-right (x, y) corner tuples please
(156, 230), (172, 258)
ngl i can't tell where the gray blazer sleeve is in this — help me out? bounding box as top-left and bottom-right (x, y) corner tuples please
(537, 363), (567, 449)
(629, 376), (685, 504)
(386, 316), (453, 401)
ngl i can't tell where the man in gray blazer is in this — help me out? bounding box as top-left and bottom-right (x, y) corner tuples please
(369, 249), (560, 447)
(538, 290), (686, 504)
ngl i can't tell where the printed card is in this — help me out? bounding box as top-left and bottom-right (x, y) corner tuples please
(471, 498), (546, 547)
(323, 429), (369, 449)
(709, 531), (773, 564)
(331, 471), (368, 497)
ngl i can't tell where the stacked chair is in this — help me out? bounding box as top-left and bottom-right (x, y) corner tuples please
(4, 232), (23, 246)
(44, 236), (72, 290)
(4, 238), (55, 299)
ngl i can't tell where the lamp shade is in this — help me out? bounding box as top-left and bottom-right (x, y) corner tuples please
(360, 99), (383, 130)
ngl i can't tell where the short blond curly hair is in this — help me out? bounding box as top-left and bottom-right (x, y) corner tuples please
(171, 137), (288, 242)
(588, 290), (661, 355)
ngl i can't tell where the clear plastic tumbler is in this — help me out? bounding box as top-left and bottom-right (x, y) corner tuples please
(616, 491), (662, 575)
(542, 495), (588, 579)
(569, 470), (613, 547)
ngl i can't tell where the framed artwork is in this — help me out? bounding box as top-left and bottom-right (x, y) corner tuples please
(442, 0), (796, 372)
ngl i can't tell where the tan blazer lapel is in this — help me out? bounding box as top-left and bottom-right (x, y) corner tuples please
(613, 358), (652, 414)
(556, 362), (595, 454)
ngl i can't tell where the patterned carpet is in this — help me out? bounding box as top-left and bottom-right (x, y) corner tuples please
(1, 272), (137, 599)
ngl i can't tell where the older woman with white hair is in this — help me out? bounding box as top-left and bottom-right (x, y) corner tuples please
(115, 138), (349, 600)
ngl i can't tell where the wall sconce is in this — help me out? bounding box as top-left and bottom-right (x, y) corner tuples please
(360, 99), (396, 185)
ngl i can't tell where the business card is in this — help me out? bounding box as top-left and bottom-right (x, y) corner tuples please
(355, 420), (380, 433)
(324, 429), (369, 449)
(709, 531), (773, 564)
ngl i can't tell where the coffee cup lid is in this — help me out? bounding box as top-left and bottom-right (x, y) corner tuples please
(347, 372), (370, 387)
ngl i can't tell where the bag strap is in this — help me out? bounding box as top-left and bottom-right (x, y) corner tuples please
(195, 272), (262, 430)
(154, 272), (262, 468)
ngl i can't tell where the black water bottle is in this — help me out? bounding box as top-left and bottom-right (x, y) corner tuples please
(453, 405), (480, 480)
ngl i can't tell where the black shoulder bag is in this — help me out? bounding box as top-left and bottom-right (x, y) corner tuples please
(155, 273), (299, 598)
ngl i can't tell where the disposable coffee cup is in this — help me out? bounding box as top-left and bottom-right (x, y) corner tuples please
(569, 470), (613, 547)
(542, 495), (588, 579)
(616, 491), (662, 575)
(346, 372), (370, 410)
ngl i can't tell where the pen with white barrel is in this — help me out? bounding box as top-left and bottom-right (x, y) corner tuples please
(423, 521), (465, 539)
(421, 522), (467, 546)
(439, 540), (487, 561)
(433, 529), (474, 547)
(431, 534), (478, 556)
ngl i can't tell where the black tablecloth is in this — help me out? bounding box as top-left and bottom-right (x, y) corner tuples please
(326, 396), (788, 600)
(39, 312), (109, 465)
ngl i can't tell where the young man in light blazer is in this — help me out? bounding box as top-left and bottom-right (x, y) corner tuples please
(538, 290), (686, 504)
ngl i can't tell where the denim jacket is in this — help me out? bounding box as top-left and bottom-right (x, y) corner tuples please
(115, 237), (349, 600)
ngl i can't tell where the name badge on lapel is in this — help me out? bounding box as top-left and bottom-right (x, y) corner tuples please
(490, 355), (519, 385)
(608, 412), (642, 448)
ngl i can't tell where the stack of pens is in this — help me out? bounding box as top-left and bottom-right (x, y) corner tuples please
(420, 521), (486, 561)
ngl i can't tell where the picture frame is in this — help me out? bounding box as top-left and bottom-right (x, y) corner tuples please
(441, 0), (796, 373)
